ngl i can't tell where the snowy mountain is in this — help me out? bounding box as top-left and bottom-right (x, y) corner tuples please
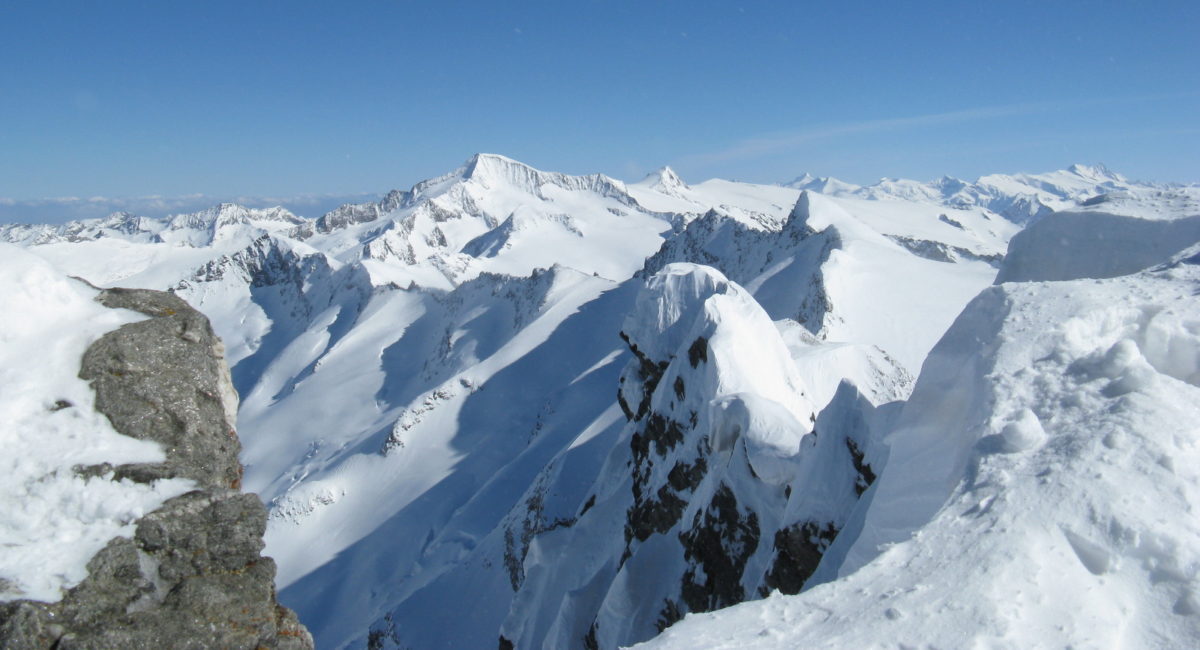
(640, 243), (1200, 650)
(785, 162), (1200, 224)
(3, 156), (1197, 649)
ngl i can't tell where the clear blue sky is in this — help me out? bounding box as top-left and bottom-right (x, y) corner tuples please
(1, 0), (1196, 217)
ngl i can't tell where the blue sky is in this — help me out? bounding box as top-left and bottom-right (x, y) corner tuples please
(1, 0), (1196, 220)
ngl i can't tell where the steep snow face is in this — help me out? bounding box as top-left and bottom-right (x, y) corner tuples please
(173, 234), (374, 394)
(494, 264), (887, 650)
(640, 247), (1200, 650)
(0, 245), (193, 603)
(267, 267), (635, 649)
(996, 210), (1200, 283)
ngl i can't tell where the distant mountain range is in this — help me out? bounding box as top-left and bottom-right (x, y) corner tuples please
(3, 154), (1198, 649)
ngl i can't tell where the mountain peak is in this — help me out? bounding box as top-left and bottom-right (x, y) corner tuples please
(786, 174), (862, 195)
(642, 165), (688, 190)
(1066, 163), (1124, 182)
(461, 153), (533, 180)
(456, 153), (555, 194)
(787, 172), (817, 187)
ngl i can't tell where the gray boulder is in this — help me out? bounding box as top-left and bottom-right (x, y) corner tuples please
(0, 287), (312, 649)
(80, 287), (243, 489)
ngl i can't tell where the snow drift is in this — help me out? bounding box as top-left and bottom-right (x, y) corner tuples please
(640, 246), (1200, 650)
(996, 209), (1200, 283)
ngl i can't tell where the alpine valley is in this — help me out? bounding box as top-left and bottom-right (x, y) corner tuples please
(3, 154), (1199, 649)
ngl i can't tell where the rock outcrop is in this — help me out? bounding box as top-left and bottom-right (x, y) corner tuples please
(498, 265), (882, 649)
(0, 288), (312, 649)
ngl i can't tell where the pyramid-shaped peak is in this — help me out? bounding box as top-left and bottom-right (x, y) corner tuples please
(643, 165), (688, 189)
(1067, 163), (1123, 181)
(787, 172), (818, 187)
(462, 153), (538, 179)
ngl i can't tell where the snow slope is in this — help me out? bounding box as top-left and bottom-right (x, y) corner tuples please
(0, 245), (193, 603)
(641, 191), (997, 375)
(3, 156), (1188, 648)
(639, 247), (1200, 650)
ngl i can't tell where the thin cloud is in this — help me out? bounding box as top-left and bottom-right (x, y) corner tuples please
(682, 101), (1065, 167)
(681, 92), (1200, 169)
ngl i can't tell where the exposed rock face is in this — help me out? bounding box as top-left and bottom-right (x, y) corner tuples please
(500, 265), (886, 649)
(80, 288), (243, 488)
(0, 288), (312, 649)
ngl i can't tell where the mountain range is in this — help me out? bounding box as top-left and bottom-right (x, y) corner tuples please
(3, 154), (1198, 649)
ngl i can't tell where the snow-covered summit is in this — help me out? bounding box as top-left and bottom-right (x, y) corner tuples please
(637, 166), (690, 196)
(301, 153), (678, 288)
(500, 263), (832, 648)
(784, 173), (862, 196)
(1066, 162), (1125, 182)
(451, 153), (632, 203)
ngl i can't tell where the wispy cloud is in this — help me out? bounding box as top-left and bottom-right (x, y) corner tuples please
(681, 101), (1065, 167)
(679, 92), (1200, 169)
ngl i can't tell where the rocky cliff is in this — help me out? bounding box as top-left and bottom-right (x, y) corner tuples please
(0, 287), (312, 649)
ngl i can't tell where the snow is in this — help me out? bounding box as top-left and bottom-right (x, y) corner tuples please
(4, 155), (1194, 647)
(773, 192), (1000, 374)
(500, 263), (821, 649)
(254, 267), (622, 591)
(996, 210), (1200, 283)
(624, 263), (817, 442)
(776, 161), (1198, 226)
(776, 320), (913, 409)
(637, 246), (1200, 650)
(0, 244), (193, 603)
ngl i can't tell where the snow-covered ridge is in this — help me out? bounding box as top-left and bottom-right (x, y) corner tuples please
(3, 155), (1197, 649)
(0, 203), (307, 248)
(997, 209), (1200, 283)
(639, 230), (1200, 650)
(460, 153), (635, 204)
(786, 162), (1197, 224)
(500, 264), (834, 648)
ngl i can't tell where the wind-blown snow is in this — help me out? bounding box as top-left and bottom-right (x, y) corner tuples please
(996, 209), (1200, 283)
(638, 246), (1200, 650)
(0, 244), (193, 603)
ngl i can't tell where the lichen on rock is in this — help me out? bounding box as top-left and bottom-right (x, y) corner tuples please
(0, 287), (312, 649)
